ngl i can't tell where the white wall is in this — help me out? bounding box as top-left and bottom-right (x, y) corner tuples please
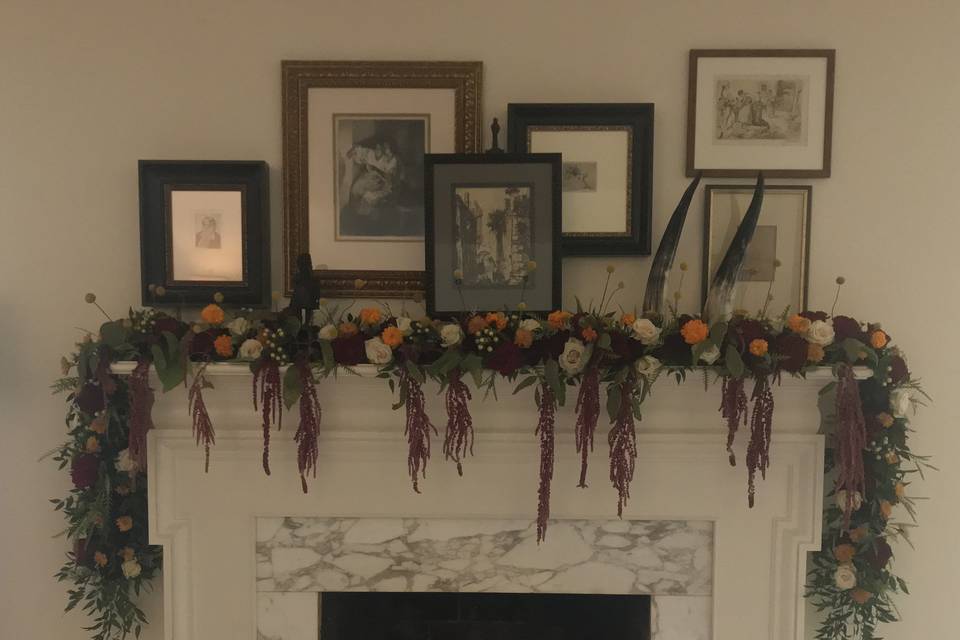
(1, 1), (956, 638)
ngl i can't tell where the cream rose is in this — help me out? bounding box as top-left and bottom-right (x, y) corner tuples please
(806, 320), (835, 346)
(520, 318), (541, 333)
(318, 324), (338, 341)
(834, 563), (857, 590)
(699, 344), (721, 365)
(238, 338), (264, 360)
(835, 489), (863, 512)
(364, 337), (393, 365)
(115, 449), (138, 474)
(440, 323), (463, 347)
(889, 388), (912, 418)
(631, 318), (662, 345)
(121, 559), (142, 579)
(634, 355), (662, 380)
(559, 338), (590, 375)
(396, 316), (414, 336)
(227, 316), (250, 337)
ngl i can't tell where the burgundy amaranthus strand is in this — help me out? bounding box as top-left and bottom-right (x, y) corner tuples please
(294, 362), (322, 494)
(128, 359), (155, 470)
(745, 376), (775, 507)
(442, 369), (474, 476)
(574, 366), (601, 488)
(402, 368), (436, 493)
(720, 376), (748, 466)
(835, 363), (867, 527)
(535, 383), (557, 543)
(187, 366), (216, 472)
(609, 373), (638, 517)
(253, 361), (282, 476)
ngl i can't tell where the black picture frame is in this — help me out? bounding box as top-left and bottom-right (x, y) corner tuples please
(139, 160), (270, 307)
(424, 153), (562, 317)
(506, 103), (654, 256)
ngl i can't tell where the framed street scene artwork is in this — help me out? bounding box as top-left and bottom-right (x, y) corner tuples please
(138, 160), (270, 307)
(507, 103), (654, 255)
(281, 60), (483, 297)
(702, 184), (812, 314)
(424, 154), (562, 316)
(687, 50), (835, 178)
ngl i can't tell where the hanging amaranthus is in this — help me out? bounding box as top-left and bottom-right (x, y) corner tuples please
(442, 369), (474, 476)
(835, 363), (867, 527)
(401, 367), (435, 493)
(187, 365), (216, 472)
(293, 362), (322, 493)
(720, 376), (748, 466)
(745, 376), (775, 507)
(574, 366), (600, 488)
(535, 382), (557, 543)
(609, 372), (638, 517)
(253, 361), (282, 475)
(128, 358), (154, 470)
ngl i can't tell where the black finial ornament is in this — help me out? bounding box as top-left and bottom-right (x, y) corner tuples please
(287, 253), (320, 325)
(486, 117), (504, 154)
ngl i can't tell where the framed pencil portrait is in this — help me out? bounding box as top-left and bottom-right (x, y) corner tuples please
(686, 50), (835, 178)
(702, 184), (812, 314)
(424, 153), (562, 317)
(507, 103), (654, 255)
(138, 160), (270, 307)
(281, 60), (484, 298)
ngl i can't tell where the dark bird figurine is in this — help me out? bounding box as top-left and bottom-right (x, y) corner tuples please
(287, 253), (320, 325)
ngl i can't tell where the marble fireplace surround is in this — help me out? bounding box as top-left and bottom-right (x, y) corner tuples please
(127, 363), (828, 640)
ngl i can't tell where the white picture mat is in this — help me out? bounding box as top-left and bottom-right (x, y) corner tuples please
(694, 57), (828, 170)
(529, 129), (629, 234)
(308, 87), (456, 271)
(707, 188), (808, 313)
(170, 190), (243, 282)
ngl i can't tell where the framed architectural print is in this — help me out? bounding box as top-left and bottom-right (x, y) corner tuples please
(424, 153), (562, 316)
(687, 50), (835, 178)
(281, 60), (483, 297)
(138, 160), (270, 307)
(507, 103), (653, 255)
(702, 184), (812, 314)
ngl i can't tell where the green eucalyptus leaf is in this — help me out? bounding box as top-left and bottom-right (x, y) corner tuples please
(513, 375), (539, 395)
(725, 344), (745, 378)
(282, 365), (301, 410)
(99, 321), (127, 349)
(405, 359), (425, 384)
(606, 384), (622, 423)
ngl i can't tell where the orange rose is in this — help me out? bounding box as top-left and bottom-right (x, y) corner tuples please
(214, 335), (233, 357)
(848, 525), (869, 543)
(787, 314), (811, 334)
(381, 326), (404, 348)
(547, 310), (572, 330)
(359, 307), (382, 326)
(877, 412), (894, 428)
(870, 330), (888, 349)
(749, 338), (769, 357)
(200, 304), (225, 325)
(485, 312), (508, 331)
(85, 436), (100, 453)
(338, 322), (359, 337)
(850, 588), (873, 604)
(116, 516), (133, 532)
(94, 551), (108, 567)
(121, 547), (136, 562)
(89, 415), (107, 434)
(895, 482), (906, 499)
(467, 315), (488, 335)
(582, 326), (598, 342)
(884, 451), (899, 465)
(807, 342), (825, 363)
(514, 328), (534, 349)
(680, 319), (709, 345)
(879, 500), (893, 519)
(834, 543), (856, 563)
(621, 312), (636, 326)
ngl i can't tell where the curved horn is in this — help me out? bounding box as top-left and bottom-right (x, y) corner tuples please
(702, 172), (765, 325)
(641, 174), (702, 318)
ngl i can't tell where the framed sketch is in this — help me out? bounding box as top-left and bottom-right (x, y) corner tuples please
(281, 60), (483, 298)
(686, 50), (835, 178)
(702, 184), (812, 314)
(424, 154), (562, 316)
(138, 160), (270, 307)
(507, 103), (653, 255)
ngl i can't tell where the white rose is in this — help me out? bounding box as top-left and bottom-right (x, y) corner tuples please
(364, 337), (393, 365)
(440, 323), (463, 347)
(121, 559), (143, 579)
(227, 317), (250, 337)
(699, 344), (721, 365)
(396, 316), (414, 336)
(834, 563), (857, 591)
(238, 338), (264, 360)
(889, 388), (912, 418)
(520, 318), (541, 333)
(318, 324), (338, 341)
(631, 318), (662, 345)
(559, 339), (590, 375)
(835, 489), (863, 512)
(634, 355), (662, 380)
(115, 449), (138, 474)
(806, 320), (835, 346)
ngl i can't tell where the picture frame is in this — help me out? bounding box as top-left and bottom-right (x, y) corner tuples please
(506, 103), (654, 256)
(686, 49), (835, 178)
(281, 60), (484, 298)
(424, 153), (562, 317)
(702, 184), (812, 314)
(138, 160), (270, 307)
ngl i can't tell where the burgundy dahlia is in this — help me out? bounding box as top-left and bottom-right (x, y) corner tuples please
(153, 316), (187, 338)
(865, 538), (894, 570)
(800, 310), (829, 322)
(73, 538), (93, 568)
(888, 355), (909, 384)
(832, 315), (864, 342)
(70, 453), (100, 489)
(331, 334), (365, 366)
(773, 333), (808, 373)
(735, 318), (766, 345)
(655, 333), (690, 366)
(76, 383), (105, 415)
(485, 341), (524, 376)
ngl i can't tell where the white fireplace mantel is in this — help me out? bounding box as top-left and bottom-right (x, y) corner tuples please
(114, 362), (835, 640)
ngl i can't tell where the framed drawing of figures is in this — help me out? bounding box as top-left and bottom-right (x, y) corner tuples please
(138, 160), (270, 307)
(686, 50), (835, 178)
(702, 184), (812, 314)
(424, 154), (562, 316)
(281, 60), (483, 297)
(507, 103), (654, 255)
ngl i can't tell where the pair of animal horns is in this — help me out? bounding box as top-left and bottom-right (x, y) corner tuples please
(641, 172), (764, 325)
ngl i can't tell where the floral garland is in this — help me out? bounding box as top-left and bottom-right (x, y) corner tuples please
(53, 276), (927, 640)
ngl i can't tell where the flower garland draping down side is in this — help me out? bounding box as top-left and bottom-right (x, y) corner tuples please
(53, 288), (928, 640)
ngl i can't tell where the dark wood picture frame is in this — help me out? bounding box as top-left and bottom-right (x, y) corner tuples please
(424, 153), (562, 317)
(281, 60), (484, 298)
(506, 103), (654, 256)
(686, 49), (835, 178)
(702, 184), (812, 312)
(139, 160), (270, 307)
